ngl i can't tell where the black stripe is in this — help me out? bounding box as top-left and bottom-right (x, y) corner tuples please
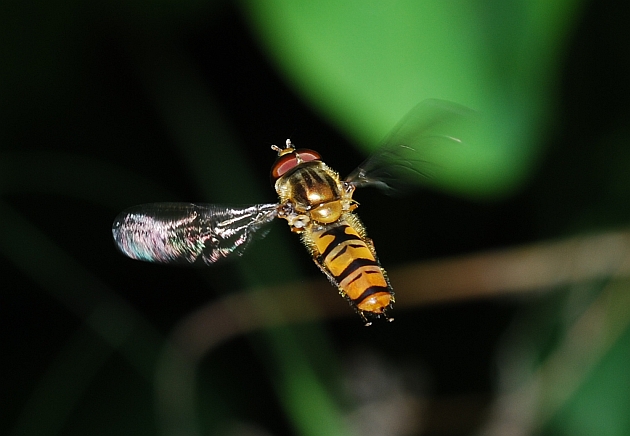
(304, 166), (327, 186)
(320, 225), (362, 260)
(302, 167), (336, 196)
(293, 174), (308, 202)
(301, 168), (316, 189)
(330, 243), (364, 261)
(294, 166), (320, 201)
(346, 271), (363, 285)
(335, 257), (377, 283)
(331, 245), (348, 261)
(352, 285), (391, 303)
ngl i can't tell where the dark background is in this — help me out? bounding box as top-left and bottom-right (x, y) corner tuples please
(2, 1), (630, 435)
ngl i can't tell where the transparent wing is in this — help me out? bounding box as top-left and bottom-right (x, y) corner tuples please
(112, 203), (278, 266)
(345, 99), (476, 193)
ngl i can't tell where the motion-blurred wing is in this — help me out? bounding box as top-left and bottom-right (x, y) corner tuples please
(112, 203), (278, 265)
(345, 99), (475, 192)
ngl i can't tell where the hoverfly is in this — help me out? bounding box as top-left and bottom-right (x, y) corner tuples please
(112, 100), (471, 325)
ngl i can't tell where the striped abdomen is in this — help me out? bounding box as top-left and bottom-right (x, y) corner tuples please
(310, 218), (394, 316)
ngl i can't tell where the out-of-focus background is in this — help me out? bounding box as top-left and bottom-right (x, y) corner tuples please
(3, 1), (630, 435)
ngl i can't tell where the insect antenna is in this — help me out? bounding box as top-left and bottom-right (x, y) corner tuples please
(271, 139), (296, 156)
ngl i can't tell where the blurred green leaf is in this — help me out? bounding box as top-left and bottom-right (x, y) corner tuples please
(543, 279), (630, 436)
(241, 0), (583, 196)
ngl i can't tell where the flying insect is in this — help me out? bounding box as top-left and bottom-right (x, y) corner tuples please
(112, 100), (471, 325)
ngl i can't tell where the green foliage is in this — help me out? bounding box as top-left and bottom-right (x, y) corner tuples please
(242, 0), (583, 196)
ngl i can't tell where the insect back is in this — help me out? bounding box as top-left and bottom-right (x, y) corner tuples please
(271, 140), (394, 325)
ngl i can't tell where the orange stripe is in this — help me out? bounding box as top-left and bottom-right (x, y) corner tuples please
(340, 266), (388, 301)
(313, 223), (389, 302)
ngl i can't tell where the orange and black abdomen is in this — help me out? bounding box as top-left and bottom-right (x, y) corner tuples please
(311, 219), (394, 316)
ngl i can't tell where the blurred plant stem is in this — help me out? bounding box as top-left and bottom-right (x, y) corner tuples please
(169, 229), (630, 357)
(156, 228), (630, 433)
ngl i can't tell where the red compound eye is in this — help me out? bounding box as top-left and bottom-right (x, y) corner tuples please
(271, 149), (321, 179)
(296, 149), (321, 163)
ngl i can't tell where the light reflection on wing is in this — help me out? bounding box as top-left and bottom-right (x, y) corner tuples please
(345, 99), (475, 193)
(112, 203), (278, 265)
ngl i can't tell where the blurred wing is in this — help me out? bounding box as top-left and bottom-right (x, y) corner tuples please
(345, 99), (476, 193)
(112, 203), (278, 266)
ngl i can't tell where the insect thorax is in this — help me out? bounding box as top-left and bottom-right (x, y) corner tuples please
(275, 161), (357, 232)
